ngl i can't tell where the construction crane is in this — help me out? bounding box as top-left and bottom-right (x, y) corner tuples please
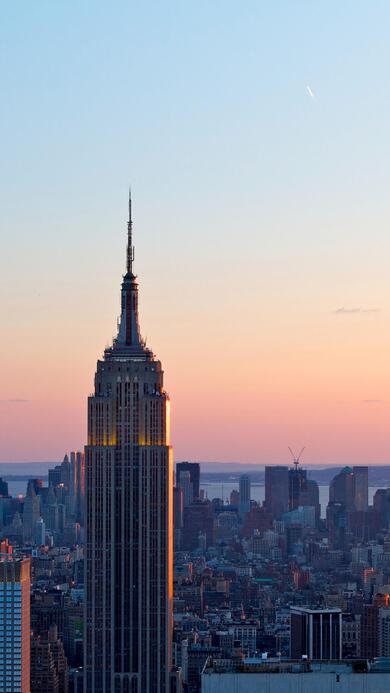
(288, 446), (305, 470)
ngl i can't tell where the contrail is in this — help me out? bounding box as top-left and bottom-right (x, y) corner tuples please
(306, 85), (316, 101)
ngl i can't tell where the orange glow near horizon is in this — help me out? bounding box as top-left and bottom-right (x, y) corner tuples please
(2, 304), (389, 466)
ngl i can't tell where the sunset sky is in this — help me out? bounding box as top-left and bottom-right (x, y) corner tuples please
(1, 2), (390, 464)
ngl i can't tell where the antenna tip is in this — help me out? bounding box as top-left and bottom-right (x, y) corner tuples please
(128, 187), (132, 225)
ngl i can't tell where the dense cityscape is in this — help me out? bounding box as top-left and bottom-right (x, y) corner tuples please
(3, 453), (390, 690)
(1, 200), (390, 692)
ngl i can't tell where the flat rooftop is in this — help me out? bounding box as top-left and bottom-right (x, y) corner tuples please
(203, 658), (390, 675)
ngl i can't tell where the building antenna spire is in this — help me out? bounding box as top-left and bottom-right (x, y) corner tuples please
(127, 187), (134, 274)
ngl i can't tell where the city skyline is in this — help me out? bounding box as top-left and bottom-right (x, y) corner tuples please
(2, 3), (390, 464)
(3, 5), (390, 693)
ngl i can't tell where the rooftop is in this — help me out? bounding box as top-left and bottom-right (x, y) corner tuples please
(203, 657), (390, 675)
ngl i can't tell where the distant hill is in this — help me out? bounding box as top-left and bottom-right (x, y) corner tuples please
(1, 461), (390, 488)
(195, 462), (390, 487)
(0, 462), (53, 479)
(193, 462), (390, 488)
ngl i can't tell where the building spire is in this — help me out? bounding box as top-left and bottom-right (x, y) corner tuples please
(127, 187), (134, 275)
(105, 190), (151, 358)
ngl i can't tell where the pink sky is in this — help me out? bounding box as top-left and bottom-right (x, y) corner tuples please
(1, 244), (389, 465)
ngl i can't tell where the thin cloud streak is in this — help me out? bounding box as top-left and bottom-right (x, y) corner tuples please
(306, 84), (316, 101)
(334, 307), (380, 315)
(0, 399), (30, 404)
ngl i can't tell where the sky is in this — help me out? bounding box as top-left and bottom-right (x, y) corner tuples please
(1, 1), (390, 465)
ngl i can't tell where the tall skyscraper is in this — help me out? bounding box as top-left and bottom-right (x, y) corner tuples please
(329, 466), (355, 511)
(85, 195), (173, 692)
(239, 474), (251, 515)
(49, 455), (71, 489)
(374, 488), (390, 528)
(353, 465), (368, 511)
(176, 462), (200, 501)
(378, 606), (390, 656)
(288, 465), (307, 511)
(173, 486), (184, 550)
(0, 480), (9, 499)
(0, 557), (31, 693)
(69, 452), (85, 522)
(34, 517), (46, 546)
(22, 480), (40, 542)
(299, 479), (321, 525)
(328, 466), (369, 527)
(177, 471), (193, 507)
(265, 466), (289, 518)
(266, 465), (320, 522)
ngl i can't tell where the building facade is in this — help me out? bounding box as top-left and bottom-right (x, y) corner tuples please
(378, 606), (390, 656)
(288, 466), (308, 511)
(176, 462), (200, 501)
(239, 475), (251, 516)
(0, 557), (30, 693)
(178, 471), (193, 507)
(84, 197), (173, 692)
(290, 606), (342, 660)
(329, 467), (355, 512)
(265, 466), (289, 519)
(353, 466), (368, 512)
(70, 452), (85, 523)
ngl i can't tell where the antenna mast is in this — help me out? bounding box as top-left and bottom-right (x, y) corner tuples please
(127, 187), (135, 274)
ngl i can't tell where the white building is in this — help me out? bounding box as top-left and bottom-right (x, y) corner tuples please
(228, 624), (257, 655)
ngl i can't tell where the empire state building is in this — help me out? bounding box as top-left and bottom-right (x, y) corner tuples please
(84, 196), (173, 692)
